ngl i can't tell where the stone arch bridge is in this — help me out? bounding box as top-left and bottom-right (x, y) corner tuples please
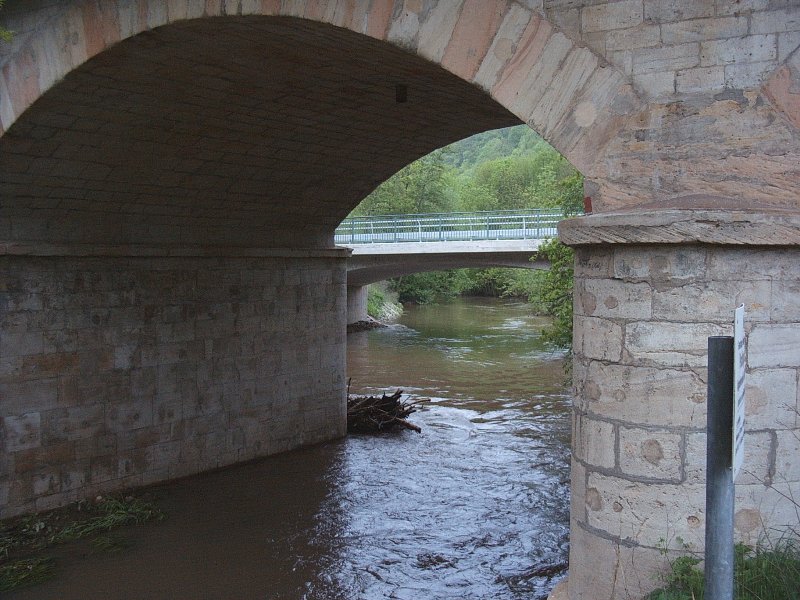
(1, 2), (799, 598)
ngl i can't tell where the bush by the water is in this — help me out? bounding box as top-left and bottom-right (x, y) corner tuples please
(646, 541), (800, 600)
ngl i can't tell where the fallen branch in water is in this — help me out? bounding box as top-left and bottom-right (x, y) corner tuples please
(346, 387), (428, 434)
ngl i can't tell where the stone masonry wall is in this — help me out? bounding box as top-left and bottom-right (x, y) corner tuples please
(568, 241), (800, 599)
(0, 253), (347, 518)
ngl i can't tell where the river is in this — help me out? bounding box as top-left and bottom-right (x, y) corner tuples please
(7, 297), (571, 600)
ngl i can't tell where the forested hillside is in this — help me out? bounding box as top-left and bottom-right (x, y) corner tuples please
(348, 125), (582, 218)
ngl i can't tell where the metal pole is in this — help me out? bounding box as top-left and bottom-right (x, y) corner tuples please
(706, 335), (735, 600)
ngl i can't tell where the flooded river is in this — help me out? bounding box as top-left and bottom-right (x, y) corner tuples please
(8, 298), (571, 600)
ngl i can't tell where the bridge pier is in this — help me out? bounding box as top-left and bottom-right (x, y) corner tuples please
(559, 206), (800, 599)
(0, 249), (349, 518)
(346, 286), (369, 325)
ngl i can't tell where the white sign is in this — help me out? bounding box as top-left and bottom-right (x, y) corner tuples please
(733, 305), (746, 479)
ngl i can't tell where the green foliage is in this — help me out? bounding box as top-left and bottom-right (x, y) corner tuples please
(513, 238), (575, 352)
(390, 270), (473, 305)
(0, 0), (12, 43)
(367, 285), (387, 318)
(351, 149), (456, 216)
(646, 541), (800, 600)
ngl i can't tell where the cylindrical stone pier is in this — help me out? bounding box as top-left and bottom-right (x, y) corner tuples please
(558, 206), (800, 600)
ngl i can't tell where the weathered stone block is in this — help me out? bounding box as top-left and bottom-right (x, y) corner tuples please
(685, 430), (773, 486)
(583, 362), (706, 427)
(586, 472), (706, 548)
(605, 23), (660, 51)
(700, 34), (777, 66)
(652, 280), (771, 323)
(662, 16), (748, 45)
(632, 42), (699, 74)
(634, 71), (676, 98)
(775, 429), (800, 482)
(614, 246), (707, 285)
(574, 316), (623, 362)
(583, 1), (643, 33)
(749, 324), (800, 368)
(575, 413), (616, 469)
(745, 368), (798, 430)
(619, 426), (682, 481)
(576, 278), (652, 319)
(644, 0), (714, 23)
(2, 412), (42, 451)
(676, 66), (726, 93)
(625, 321), (728, 368)
(751, 8), (800, 35)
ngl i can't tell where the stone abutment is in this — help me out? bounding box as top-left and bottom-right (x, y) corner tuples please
(560, 206), (800, 599)
(0, 248), (348, 517)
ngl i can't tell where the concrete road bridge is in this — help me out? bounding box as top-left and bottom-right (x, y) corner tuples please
(1, 2), (799, 599)
(338, 209), (558, 322)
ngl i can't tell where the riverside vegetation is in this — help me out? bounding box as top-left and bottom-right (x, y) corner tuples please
(0, 495), (163, 591)
(354, 125), (582, 356)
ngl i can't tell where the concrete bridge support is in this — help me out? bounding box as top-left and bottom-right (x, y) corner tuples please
(346, 285), (369, 324)
(560, 207), (800, 599)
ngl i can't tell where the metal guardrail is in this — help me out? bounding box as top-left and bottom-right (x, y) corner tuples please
(334, 209), (564, 244)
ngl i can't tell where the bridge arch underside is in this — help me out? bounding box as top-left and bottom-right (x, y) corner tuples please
(1, 4), (800, 600)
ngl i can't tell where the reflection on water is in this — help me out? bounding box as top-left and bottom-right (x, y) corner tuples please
(7, 298), (571, 600)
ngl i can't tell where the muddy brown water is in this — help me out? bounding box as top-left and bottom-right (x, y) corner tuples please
(8, 298), (571, 600)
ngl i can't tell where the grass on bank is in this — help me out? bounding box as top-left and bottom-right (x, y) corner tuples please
(646, 541), (800, 600)
(0, 495), (163, 592)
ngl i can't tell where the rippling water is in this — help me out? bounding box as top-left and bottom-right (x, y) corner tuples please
(8, 298), (571, 600)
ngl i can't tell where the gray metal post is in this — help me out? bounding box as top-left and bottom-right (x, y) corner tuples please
(706, 335), (735, 600)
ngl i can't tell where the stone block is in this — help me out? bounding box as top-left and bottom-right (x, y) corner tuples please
(570, 456), (587, 524)
(605, 24), (660, 51)
(575, 413), (616, 469)
(778, 30), (800, 61)
(662, 16), (748, 45)
(586, 472), (706, 549)
(652, 280), (771, 323)
(676, 66), (726, 93)
(775, 429), (800, 483)
(700, 34), (777, 66)
(644, 0), (714, 23)
(685, 430), (773, 486)
(745, 368), (798, 430)
(625, 321), (728, 368)
(634, 71), (676, 98)
(473, 5), (534, 91)
(2, 412), (42, 451)
(574, 248), (613, 277)
(632, 43), (700, 74)
(582, 0), (643, 33)
(749, 324), (800, 368)
(714, 0), (769, 16)
(725, 61), (776, 89)
(619, 426), (682, 481)
(751, 8), (800, 35)
(734, 481), (800, 546)
(575, 316), (623, 362)
(576, 278), (652, 319)
(567, 523), (670, 600)
(583, 362), (707, 427)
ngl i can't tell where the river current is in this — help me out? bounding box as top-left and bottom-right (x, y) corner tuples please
(8, 298), (571, 600)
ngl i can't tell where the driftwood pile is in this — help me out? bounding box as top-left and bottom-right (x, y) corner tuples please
(346, 388), (426, 434)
